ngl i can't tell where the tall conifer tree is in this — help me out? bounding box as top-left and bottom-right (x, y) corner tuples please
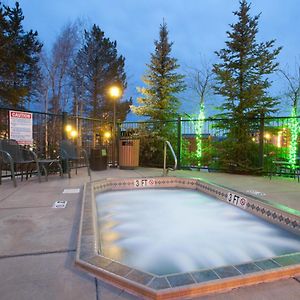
(0, 2), (42, 108)
(132, 21), (185, 125)
(213, 0), (281, 170)
(132, 21), (185, 166)
(73, 25), (129, 121)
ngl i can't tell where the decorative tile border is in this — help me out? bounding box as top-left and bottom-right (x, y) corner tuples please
(93, 176), (300, 235)
(75, 176), (300, 299)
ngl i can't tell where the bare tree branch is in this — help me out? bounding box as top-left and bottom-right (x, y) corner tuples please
(279, 62), (300, 112)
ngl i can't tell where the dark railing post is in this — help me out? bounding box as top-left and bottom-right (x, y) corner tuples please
(62, 111), (68, 140)
(177, 116), (182, 170)
(61, 111), (68, 173)
(258, 113), (265, 169)
(116, 122), (121, 167)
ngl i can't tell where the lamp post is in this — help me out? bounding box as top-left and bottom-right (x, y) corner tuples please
(65, 124), (78, 141)
(109, 86), (122, 167)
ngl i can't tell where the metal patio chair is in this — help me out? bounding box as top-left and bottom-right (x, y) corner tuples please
(60, 140), (91, 178)
(0, 139), (41, 187)
(37, 158), (63, 182)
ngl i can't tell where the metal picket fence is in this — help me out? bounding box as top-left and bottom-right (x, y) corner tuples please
(1, 106), (300, 177)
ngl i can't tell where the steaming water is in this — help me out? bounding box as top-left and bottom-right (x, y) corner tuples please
(96, 189), (300, 276)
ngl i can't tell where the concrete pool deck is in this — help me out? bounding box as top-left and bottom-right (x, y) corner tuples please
(0, 167), (300, 300)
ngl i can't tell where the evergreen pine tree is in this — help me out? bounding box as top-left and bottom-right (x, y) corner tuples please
(132, 21), (185, 167)
(132, 21), (185, 126)
(73, 25), (129, 121)
(0, 2), (42, 108)
(213, 0), (281, 170)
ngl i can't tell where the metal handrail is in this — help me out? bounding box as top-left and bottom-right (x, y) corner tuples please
(163, 141), (177, 176)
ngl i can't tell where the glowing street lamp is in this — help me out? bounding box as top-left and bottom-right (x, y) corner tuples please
(109, 86), (121, 98)
(108, 85), (122, 167)
(103, 131), (111, 139)
(65, 124), (72, 133)
(70, 130), (78, 139)
(264, 133), (271, 141)
(65, 124), (78, 140)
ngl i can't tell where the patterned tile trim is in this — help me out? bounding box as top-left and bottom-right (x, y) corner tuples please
(93, 176), (300, 235)
(74, 177), (300, 299)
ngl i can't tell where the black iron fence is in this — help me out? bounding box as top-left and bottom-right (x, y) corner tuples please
(0, 107), (64, 158)
(1, 106), (299, 175)
(0, 107), (113, 168)
(120, 116), (300, 174)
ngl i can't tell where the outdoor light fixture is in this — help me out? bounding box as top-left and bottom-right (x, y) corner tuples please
(108, 85), (122, 167)
(65, 124), (72, 132)
(64, 124), (78, 140)
(70, 130), (78, 138)
(264, 133), (271, 141)
(104, 131), (111, 139)
(109, 86), (121, 98)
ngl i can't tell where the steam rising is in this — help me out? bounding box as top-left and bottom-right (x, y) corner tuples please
(96, 189), (300, 275)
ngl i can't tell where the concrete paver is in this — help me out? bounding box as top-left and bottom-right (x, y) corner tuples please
(194, 278), (300, 300)
(0, 206), (78, 257)
(0, 252), (96, 300)
(176, 170), (300, 211)
(97, 280), (141, 300)
(0, 188), (82, 257)
(0, 167), (300, 299)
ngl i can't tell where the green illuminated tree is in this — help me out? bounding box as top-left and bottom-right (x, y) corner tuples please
(280, 64), (300, 167)
(186, 59), (214, 166)
(0, 2), (42, 108)
(213, 0), (281, 171)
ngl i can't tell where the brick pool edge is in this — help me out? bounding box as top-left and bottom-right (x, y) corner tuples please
(75, 176), (300, 299)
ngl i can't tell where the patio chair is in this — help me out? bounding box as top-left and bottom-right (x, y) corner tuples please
(37, 158), (63, 181)
(0, 139), (41, 187)
(60, 140), (91, 178)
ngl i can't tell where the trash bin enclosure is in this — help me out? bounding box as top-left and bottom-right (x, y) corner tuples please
(89, 148), (107, 171)
(119, 139), (140, 169)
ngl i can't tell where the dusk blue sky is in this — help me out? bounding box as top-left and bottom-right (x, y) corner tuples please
(4, 0), (300, 117)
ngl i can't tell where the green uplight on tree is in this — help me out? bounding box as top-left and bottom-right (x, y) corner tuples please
(288, 108), (299, 169)
(194, 102), (205, 166)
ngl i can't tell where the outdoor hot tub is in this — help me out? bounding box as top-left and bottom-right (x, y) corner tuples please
(76, 177), (300, 299)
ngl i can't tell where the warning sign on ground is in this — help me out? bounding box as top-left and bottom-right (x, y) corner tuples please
(52, 200), (68, 208)
(62, 188), (80, 194)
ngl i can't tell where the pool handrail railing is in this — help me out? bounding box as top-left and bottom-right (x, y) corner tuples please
(163, 140), (177, 176)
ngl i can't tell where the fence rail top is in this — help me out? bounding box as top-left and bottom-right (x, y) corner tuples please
(0, 107), (63, 117)
(1, 106), (299, 124)
(122, 115), (300, 125)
